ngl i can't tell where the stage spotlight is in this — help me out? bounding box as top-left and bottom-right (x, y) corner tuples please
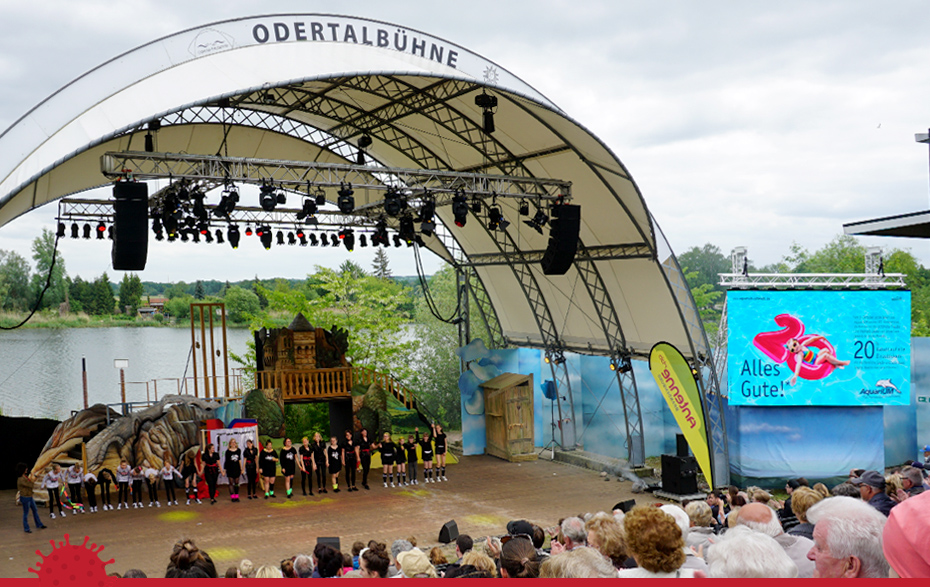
(204, 230), (213, 243)
(96, 222), (106, 240)
(296, 228), (305, 239)
(198, 222), (209, 236)
(330, 233), (339, 247)
(260, 226), (273, 250)
(383, 187), (406, 217)
(56, 222), (66, 238)
(191, 188), (208, 222)
(320, 233), (329, 247)
(108, 226), (114, 240)
(180, 230), (189, 242)
(452, 192), (468, 227)
(488, 206), (508, 231)
(82, 223), (91, 239)
(357, 134), (373, 165)
(144, 132), (154, 153)
(399, 214), (416, 243)
(192, 230), (200, 243)
(372, 218), (389, 246)
(519, 199), (530, 216)
(287, 232), (296, 246)
(340, 228), (355, 251)
(276, 231), (285, 246)
(70, 222), (79, 239)
(276, 188), (287, 205)
(297, 198), (318, 220)
(245, 225), (253, 237)
(475, 91), (498, 134)
(309, 233), (319, 246)
(470, 197), (482, 214)
(215, 229), (224, 245)
(227, 225), (240, 249)
(298, 234), (308, 246)
(524, 209), (549, 235)
(392, 234), (402, 247)
(619, 357), (633, 374)
(259, 183), (277, 211)
(420, 220), (436, 237)
(359, 234), (367, 247)
(215, 185), (239, 219)
(417, 195), (436, 223)
(337, 183), (355, 214)
(314, 187), (327, 206)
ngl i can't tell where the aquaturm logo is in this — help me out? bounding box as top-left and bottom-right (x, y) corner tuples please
(250, 20), (460, 69)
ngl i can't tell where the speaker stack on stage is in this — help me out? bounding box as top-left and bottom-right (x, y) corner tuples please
(111, 181), (149, 271)
(654, 434), (703, 502)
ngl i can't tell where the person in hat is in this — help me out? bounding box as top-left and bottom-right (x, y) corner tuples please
(396, 548), (438, 578)
(851, 470), (897, 517)
(882, 490), (930, 578)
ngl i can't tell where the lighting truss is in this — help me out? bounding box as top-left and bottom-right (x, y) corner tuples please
(718, 272), (907, 289)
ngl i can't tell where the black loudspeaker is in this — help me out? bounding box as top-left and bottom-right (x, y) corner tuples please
(541, 204), (580, 275)
(676, 434), (689, 458)
(111, 182), (149, 270)
(438, 519), (459, 544)
(661, 454), (698, 495)
(611, 499), (636, 514)
(317, 537), (341, 552)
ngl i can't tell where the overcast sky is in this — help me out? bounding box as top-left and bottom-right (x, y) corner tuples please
(1, 0), (929, 282)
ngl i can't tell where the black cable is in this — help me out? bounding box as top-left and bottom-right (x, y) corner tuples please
(0, 227), (62, 330)
(412, 240), (460, 324)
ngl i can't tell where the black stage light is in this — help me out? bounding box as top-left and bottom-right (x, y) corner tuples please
(260, 226), (273, 249)
(108, 226), (114, 240)
(357, 134), (373, 165)
(82, 223), (92, 239)
(420, 220), (436, 237)
(296, 228), (305, 239)
(524, 209), (549, 235)
(287, 232), (296, 246)
(259, 183), (277, 211)
(298, 234), (308, 246)
(56, 222), (66, 238)
(204, 230), (213, 243)
(373, 218), (389, 246)
(144, 132), (154, 153)
(470, 197), (482, 214)
(215, 229), (224, 244)
(330, 233), (339, 247)
(314, 188), (327, 206)
(96, 222), (106, 240)
(393, 234), (402, 247)
(297, 198), (318, 220)
(340, 229), (355, 251)
(452, 192), (468, 227)
(337, 183), (355, 214)
(399, 214), (416, 243)
(70, 222), (79, 239)
(417, 196), (436, 223)
(320, 233), (329, 247)
(191, 230), (200, 243)
(227, 225), (240, 249)
(488, 206), (503, 231)
(276, 231), (285, 246)
(245, 225), (254, 237)
(383, 188), (406, 217)
(309, 233), (319, 246)
(359, 234), (367, 247)
(191, 188), (208, 222)
(519, 199), (530, 216)
(276, 188), (287, 205)
(198, 222), (210, 236)
(475, 91), (498, 134)
(180, 230), (189, 242)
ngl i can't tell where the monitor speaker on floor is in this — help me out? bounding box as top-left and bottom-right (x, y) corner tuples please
(317, 537), (341, 552)
(438, 519), (459, 544)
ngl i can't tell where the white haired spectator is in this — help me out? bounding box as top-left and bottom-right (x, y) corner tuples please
(806, 495), (889, 578)
(684, 501), (716, 552)
(293, 554), (313, 578)
(706, 526), (798, 578)
(390, 539), (413, 578)
(552, 517), (587, 554)
(660, 504), (708, 574)
(735, 502), (815, 577)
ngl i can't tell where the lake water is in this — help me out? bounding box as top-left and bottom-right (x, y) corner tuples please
(0, 327), (254, 420)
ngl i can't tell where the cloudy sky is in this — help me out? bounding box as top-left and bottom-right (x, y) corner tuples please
(1, 0), (929, 282)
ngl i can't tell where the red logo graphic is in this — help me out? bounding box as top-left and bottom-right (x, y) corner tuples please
(29, 534), (114, 586)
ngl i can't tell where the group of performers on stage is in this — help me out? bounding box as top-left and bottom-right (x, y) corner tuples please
(38, 424), (449, 517)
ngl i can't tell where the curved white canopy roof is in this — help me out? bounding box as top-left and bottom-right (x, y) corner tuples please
(0, 14), (709, 361)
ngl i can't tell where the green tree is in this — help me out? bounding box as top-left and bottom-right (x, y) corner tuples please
(0, 250), (32, 311)
(30, 228), (67, 310)
(118, 273), (144, 315)
(251, 276), (269, 309)
(372, 247), (392, 279)
(684, 268), (722, 345)
(193, 280), (206, 300)
(165, 295), (195, 320)
(678, 244), (729, 291)
(165, 281), (190, 299)
(87, 273), (115, 315)
(224, 286), (261, 323)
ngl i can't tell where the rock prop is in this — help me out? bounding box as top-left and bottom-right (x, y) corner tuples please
(354, 382), (392, 438)
(243, 388), (285, 437)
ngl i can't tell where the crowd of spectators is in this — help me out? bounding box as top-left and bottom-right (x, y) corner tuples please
(100, 456), (930, 578)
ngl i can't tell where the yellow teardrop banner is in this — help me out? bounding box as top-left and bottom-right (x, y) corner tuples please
(648, 342), (713, 490)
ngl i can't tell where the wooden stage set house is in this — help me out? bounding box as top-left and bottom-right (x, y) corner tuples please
(482, 373), (536, 462)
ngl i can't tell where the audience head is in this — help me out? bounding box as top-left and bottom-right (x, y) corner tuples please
(560, 516), (587, 549)
(359, 543), (391, 578)
(253, 564), (283, 579)
(461, 550), (498, 577)
(900, 466), (923, 491)
(735, 502), (783, 537)
(790, 486), (824, 524)
(293, 554), (313, 578)
(428, 546), (448, 566)
(806, 495), (889, 578)
(659, 504), (690, 540)
(882, 490), (930, 578)
(166, 538), (217, 579)
(623, 505), (685, 573)
(390, 539), (413, 570)
(396, 548), (437, 578)
(812, 482), (830, 498)
(540, 546), (617, 578)
(584, 511), (627, 567)
(313, 544), (343, 578)
(455, 534), (473, 558)
(851, 470), (886, 501)
(531, 524), (546, 549)
(685, 500), (714, 528)
(831, 481), (861, 498)
(499, 536), (540, 578)
(238, 559), (254, 578)
(706, 526), (798, 578)
(122, 569), (147, 578)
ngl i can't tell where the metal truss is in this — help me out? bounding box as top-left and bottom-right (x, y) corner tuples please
(719, 272), (907, 289)
(461, 243), (653, 267)
(712, 296), (730, 399)
(101, 151), (571, 201)
(464, 267), (507, 350)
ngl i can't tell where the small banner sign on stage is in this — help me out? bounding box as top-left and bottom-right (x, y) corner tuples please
(207, 425), (258, 485)
(648, 342), (713, 490)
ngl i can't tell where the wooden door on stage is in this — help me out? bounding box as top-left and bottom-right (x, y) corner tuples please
(482, 373), (536, 462)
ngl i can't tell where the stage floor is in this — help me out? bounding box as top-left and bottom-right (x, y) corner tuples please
(0, 455), (639, 578)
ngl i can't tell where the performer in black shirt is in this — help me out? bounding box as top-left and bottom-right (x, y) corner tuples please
(201, 444), (221, 504)
(312, 432), (328, 494)
(395, 431), (408, 486)
(358, 428), (373, 490)
(260, 440), (279, 498)
(243, 439), (259, 500)
(279, 438), (298, 499)
(433, 423), (449, 482)
(341, 430), (359, 492)
(298, 437), (316, 496)
(403, 434), (420, 486)
(223, 439), (243, 502)
(327, 436), (343, 493)
(416, 427), (435, 483)
(377, 432), (398, 488)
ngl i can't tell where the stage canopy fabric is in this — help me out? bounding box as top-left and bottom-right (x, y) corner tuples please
(0, 14), (709, 363)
